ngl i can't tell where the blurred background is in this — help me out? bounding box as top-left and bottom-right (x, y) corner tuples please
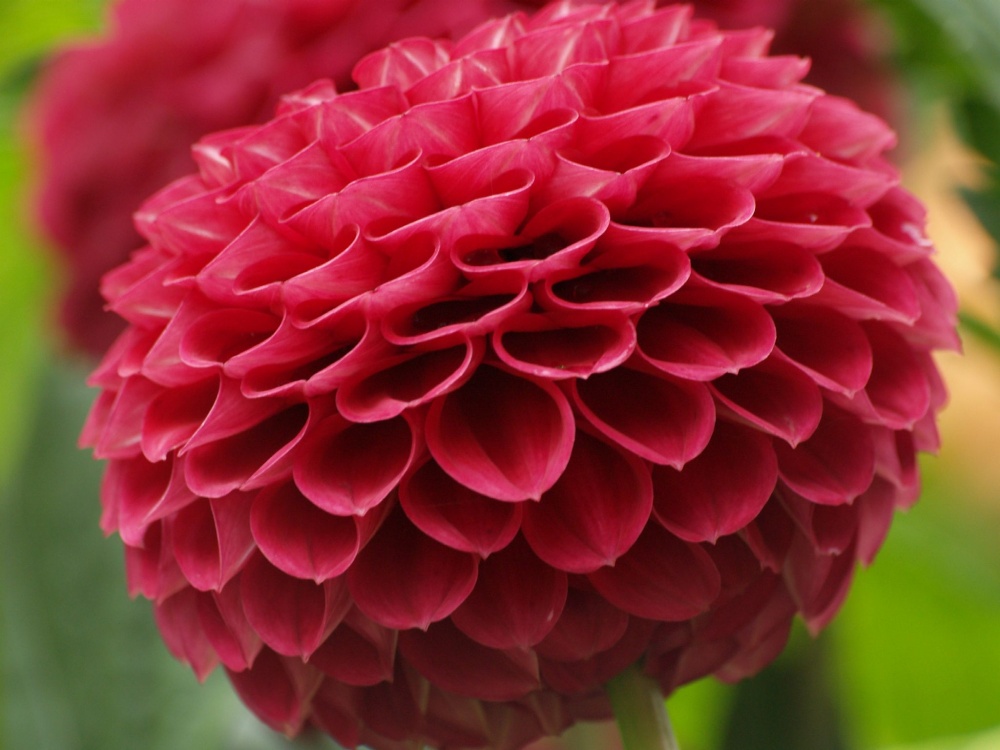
(1, 1), (999, 749)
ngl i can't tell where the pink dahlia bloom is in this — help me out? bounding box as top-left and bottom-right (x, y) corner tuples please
(82, 2), (956, 747)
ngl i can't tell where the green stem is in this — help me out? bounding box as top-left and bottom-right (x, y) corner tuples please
(959, 309), (1000, 352)
(606, 665), (680, 750)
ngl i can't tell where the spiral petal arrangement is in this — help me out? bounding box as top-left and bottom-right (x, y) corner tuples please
(82, 3), (957, 748)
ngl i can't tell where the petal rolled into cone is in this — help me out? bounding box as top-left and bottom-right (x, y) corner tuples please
(82, 2), (958, 748)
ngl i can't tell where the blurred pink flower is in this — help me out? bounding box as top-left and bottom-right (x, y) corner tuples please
(81, 2), (956, 748)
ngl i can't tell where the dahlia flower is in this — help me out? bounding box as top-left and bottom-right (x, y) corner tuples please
(82, 2), (956, 748)
(29, 0), (886, 359)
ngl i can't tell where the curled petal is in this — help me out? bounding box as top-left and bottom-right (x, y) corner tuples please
(522, 432), (653, 573)
(452, 536), (567, 649)
(710, 356), (823, 446)
(493, 311), (635, 380)
(171, 492), (255, 592)
(652, 421), (778, 543)
(154, 587), (219, 681)
(399, 619), (540, 701)
(240, 554), (352, 659)
(426, 366), (575, 501)
(589, 523), (721, 621)
(573, 367), (715, 468)
(251, 483), (377, 583)
(636, 287), (776, 380)
(772, 306), (873, 396)
(348, 512), (479, 630)
(310, 610), (398, 687)
(534, 587), (630, 662)
(399, 459), (522, 557)
(293, 414), (416, 517)
(226, 649), (323, 736)
(775, 408), (876, 505)
(336, 338), (484, 423)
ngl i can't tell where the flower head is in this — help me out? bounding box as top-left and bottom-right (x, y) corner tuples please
(82, 2), (957, 747)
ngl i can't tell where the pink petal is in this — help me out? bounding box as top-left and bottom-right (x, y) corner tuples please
(522, 431), (653, 573)
(772, 306), (873, 395)
(348, 512), (479, 630)
(226, 649), (323, 736)
(783, 533), (856, 633)
(171, 492), (255, 592)
(154, 587), (219, 681)
(775, 408), (876, 505)
(251, 483), (368, 583)
(493, 310), (636, 380)
(589, 523), (721, 621)
(399, 459), (522, 557)
(636, 286), (776, 380)
(293, 414), (416, 516)
(184, 403), (309, 498)
(197, 581), (262, 672)
(140, 377), (218, 461)
(572, 367), (715, 467)
(451, 536), (568, 649)
(106, 455), (196, 545)
(336, 338), (483, 423)
(652, 421), (778, 543)
(398, 620), (540, 701)
(240, 554), (351, 658)
(310, 610), (397, 687)
(426, 366), (575, 501)
(813, 245), (921, 323)
(690, 239), (824, 303)
(122, 523), (187, 602)
(710, 356), (823, 446)
(534, 587), (630, 662)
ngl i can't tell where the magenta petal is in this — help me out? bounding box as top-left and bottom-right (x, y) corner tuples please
(426, 366), (575, 501)
(310, 610), (398, 687)
(398, 620), (540, 701)
(251, 483), (364, 583)
(171, 493), (255, 592)
(140, 377), (218, 461)
(690, 239), (824, 303)
(590, 523), (721, 621)
(197, 582), (262, 672)
(775, 409), (876, 505)
(348, 512), (478, 630)
(534, 587), (630, 662)
(240, 554), (351, 659)
(154, 587), (219, 681)
(336, 338), (483, 422)
(293, 414), (415, 516)
(106, 455), (195, 545)
(399, 459), (522, 557)
(226, 649), (323, 736)
(451, 536), (567, 649)
(635, 287), (776, 380)
(522, 432), (653, 573)
(184, 404), (309, 498)
(710, 356), (823, 446)
(573, 368), (715, 468)
(494, 311), (636, 380)
(772, 306), (873, 395)
(652, 421), (778, 543)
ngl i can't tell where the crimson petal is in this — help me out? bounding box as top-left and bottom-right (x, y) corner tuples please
(522, 432), (652, 573)
(573, 367), (715, 468)
(399, 459), (522, 557)
(426, 366), (575, 501)
(240, 554), (351, 659)
(653, 421), (778, 543)
(398, 619), (540, 701)
(451, 536), (567, 649)
(348, 512), (478, 630)
(590, 523), (721, 621)
(293, 414), (416, 517)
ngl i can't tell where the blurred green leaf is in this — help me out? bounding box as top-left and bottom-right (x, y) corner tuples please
(831, 464), (1000, 748)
